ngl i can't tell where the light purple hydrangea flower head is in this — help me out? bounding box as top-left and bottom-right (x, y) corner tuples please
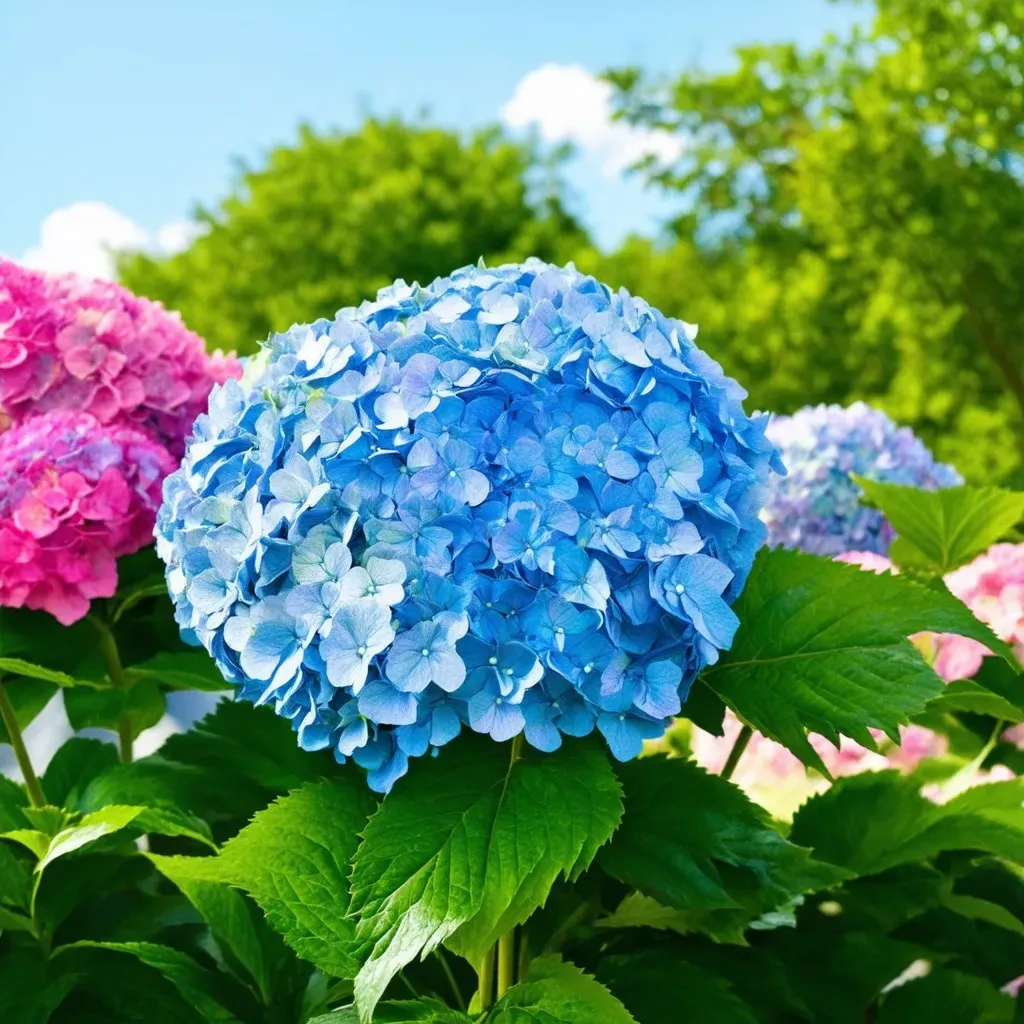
(763, 401), (961, 556)
(156, 259), (780, 790)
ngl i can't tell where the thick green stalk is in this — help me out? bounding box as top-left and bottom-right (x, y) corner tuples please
(477, 946), (496, 1011)
(88, 614), (133, 763)
(721, 723), (753, 781)
(0, 677), (47, 808)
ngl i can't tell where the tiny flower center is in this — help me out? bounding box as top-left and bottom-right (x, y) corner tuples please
(484, 601), (493, 608)
(583, 662), (594, 674)
(421, 648), (430, 657)
(674, 583), (685, 594)
(503, 667), (514, 676)
(357, 645), (367, 656)
(488, 656), (498, 666)
(554, 626), (565, 634)
(448, 470), (457, 478)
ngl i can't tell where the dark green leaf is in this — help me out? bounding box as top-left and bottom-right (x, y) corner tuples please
(854, 478), (1024, 575)
(598, 756), (845, 923)
(58, 941), (251, 1023)
(0, 678), (57, 742)
(42, 739), (119, 808)
(64, 679), (166, 738)
(153, 777), (375, 981)
(490, 956), (637, 1023)
(124, 650), (231, 691)
(596, 951), (757, 1024)
(309, 1000), (472, 1023)
(0, 839), (31, 909)
(877, 969), (1014, 1024)
(791, 771), (1024, 876)
(941, 893), (1024, 936)
(349, 737), (623, 1018)
(702, 549), (1017, 772)
(0, 948), (79, 1024)
(0, 774), (28, 830)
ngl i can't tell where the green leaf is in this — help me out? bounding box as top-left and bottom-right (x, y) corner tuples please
(78, 757), (217, 848)
(490, 956), (637, 1023)
(0, 948), (79, 1024)
(64, 679), (166, 738)
(877, 969), (1014, 1024)
(124, 650), (231, 691)
(58, 941), (250, 1024)
(0, 839), (31, 909)
(790, 771), (1024, 876)
(595, 951), (757, 1024)
(35, 805), (143, 872)
(701, 549), (1017, 773)
(854, 478), (1024, 574)
(925, 679), (1024, 722)
(148, 852), (274, 1002)
(598, 891), (753, 945)
(41, 738), (119, 808)
(308, 1000), (473, 1023)
(0, 657), (82, 688)
(941, 893), (1024, 936)
(0, 678), (57, 743)
(153, 776), (375, 981)
(597, 756), (845, 922)
(0, 905), (33, 932)
(0, 774), (28, 830)
(349, 737), (623, 1019)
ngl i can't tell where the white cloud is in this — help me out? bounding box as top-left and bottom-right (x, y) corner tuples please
(19, 201), (198, 281)
(500, 64), (683, 178)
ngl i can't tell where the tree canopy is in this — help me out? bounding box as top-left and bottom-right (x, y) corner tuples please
(119, 120), (588, 356)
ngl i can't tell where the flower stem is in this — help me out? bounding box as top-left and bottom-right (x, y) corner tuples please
(721, 724), (752, 781)
(477, 946), (496, 1011)
(88, 614), (132, 763)
(497, 928), (516, 1000)
(0, 677), (47, 808)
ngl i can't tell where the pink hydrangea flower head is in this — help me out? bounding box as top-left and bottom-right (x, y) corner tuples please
(0, 260), (242, 457)
(0, 411), (174, 624)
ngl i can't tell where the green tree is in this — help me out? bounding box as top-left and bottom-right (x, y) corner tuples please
(597, 0), (1024, 483)
(119, 119), (588, 356)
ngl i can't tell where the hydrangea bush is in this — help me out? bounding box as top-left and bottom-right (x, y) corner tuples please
(0, 259), (241, 457)
(763, 401), (961, 555)
(157, 258), (781, 790)
(0, 411), (172, 624)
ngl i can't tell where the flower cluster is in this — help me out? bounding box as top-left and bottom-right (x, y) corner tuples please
(0, 412), (173, 624)
(0, 259), (241, 458)
(762, 402), (961, 556)
(157, 258), (780, 790)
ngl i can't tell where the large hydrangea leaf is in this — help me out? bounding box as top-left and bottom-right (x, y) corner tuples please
(348, 736), (622, 1021)
(701, 549), (1017, 773)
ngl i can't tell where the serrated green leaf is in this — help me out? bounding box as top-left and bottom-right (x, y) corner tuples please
(854, 478), (1024, 575)
(3, 829), (50, 859)
(349, 737), (623, 1019)
(78, 757), (217, 848)
(597, 756), (845, 924)
(941, 893), (1024, 936)
(152, 776), (375, 982)
(36, 805), (143, 872)
(876, 969), (1014, 1023)
(58, 941), (250, 1023)
(309, 1000), (472, 1023)
(124, 650), (232, 691)
(23, 805), (67, 834)
(41, 738), (119, 808)
(0, 678), (57, 743)
(702, 549), (1017, 773)
(598, 890), (753, 945)
(595, 951), (757, 1024)
(490, 956), (637, 1023)
(148, 852), (273, 1002)
(64, 679), (166, 738)
(925, 679), (1024, 722)
(790, 771), (1024, 875)
(0, 657), (83, 688)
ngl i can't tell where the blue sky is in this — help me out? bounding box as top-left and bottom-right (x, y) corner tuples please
(0, 0), (861, 270)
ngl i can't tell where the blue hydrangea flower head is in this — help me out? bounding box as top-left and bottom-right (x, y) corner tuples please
(156, 258), (779, 791)
(762, 401), (962, 556)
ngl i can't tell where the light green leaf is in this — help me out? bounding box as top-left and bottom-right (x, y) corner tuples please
(152, 776), (375, 981)
(148, 853), (272, 1002)
(702, 549), (1017, 773)
(854, 478), (1024, 574)
(2, 829), (50, 860)
(941, 893), (1024, 936)
(0, 657), (82, 688)
(876, 969), (1014, 1024)
(36, 805), (143, 872)
(489, 956), (637, 1024)
(790, 771), (1024, 875)
(349, 737), (623, 1020)
(595, 951), (758, 1024)
(597, 756), (845, 920)
(58, 941), (249, 1024)
(924, 679), (1024, 722)
(124, 650), (231, 692)
(598, 891), (753, 945)
(0, 905), (33, 932)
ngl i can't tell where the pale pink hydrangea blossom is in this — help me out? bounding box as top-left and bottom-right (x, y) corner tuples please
(0, 259), (241, 457)
(0, 412), (173, 624)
